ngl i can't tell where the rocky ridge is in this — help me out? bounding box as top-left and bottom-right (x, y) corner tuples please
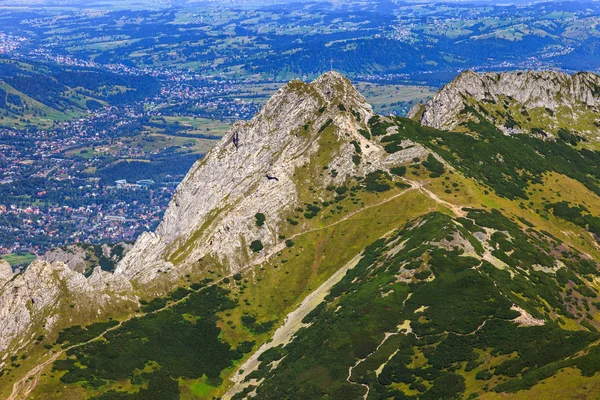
(409, 70), (600, 134)
(0, 260), (134, 355)
(115, 71), (422, 284)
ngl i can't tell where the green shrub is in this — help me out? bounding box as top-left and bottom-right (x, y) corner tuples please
(390, 166), (406, 176)
(335, 186), (347, 195)
(364, 170), (391, 192)
(422, 154), (445, 176)
(475, 370), (493, 380)
(250, 240), (264, 253)
(56, 320), (119, 346)
(255, 213), (266, 227)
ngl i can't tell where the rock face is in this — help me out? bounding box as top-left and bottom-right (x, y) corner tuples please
(0, 260), (13, 287)
(41, 243), (132, 275)
(409, 70), (600, 131)
(0, 260), (133, 354)
(115, 72), (413, 284)
(41, 246), (90, 273)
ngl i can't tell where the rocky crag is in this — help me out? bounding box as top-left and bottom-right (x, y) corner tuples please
(410, 70), (600, 138)
(41, 243), (132, 275)
(115, 71), (424, 284)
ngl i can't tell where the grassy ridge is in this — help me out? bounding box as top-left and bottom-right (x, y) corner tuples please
(248, 211), (600, 399)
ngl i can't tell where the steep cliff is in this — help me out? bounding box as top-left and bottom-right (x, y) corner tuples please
(409, 70), (600, 138)
(115, 71), (420, 284)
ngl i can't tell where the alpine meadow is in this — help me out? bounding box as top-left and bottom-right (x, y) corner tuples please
(2, 1), (600, 400)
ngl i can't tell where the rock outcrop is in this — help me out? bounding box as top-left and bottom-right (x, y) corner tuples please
(0, 260), (133, 355)
(0, 260), (13, 287)
(409, 70), (600, 131)
(41, 246), (90, 273)
(41, 243), (132, 275)
(115, 71), (417, 284)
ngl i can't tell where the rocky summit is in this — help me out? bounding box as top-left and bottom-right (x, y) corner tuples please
(4, 71), (600, 400)
(116, 71), (424, 285)
(410, 70), (600, 139)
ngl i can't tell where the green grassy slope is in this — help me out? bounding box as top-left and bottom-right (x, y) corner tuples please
(9, 79), (600, 400)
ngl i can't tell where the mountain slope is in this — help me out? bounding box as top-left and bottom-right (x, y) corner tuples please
(3, 71), (600, 400)
(240, 211), (600, 400)
(115, 71), (425, 285)
(409, 70), (600, 142)
(1, 72), (434, 399)
(0, 57), (158, 128)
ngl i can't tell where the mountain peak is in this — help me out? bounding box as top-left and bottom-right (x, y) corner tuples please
(275, 71), (369, 112)
(114, 72), (385, 284)
(313, 70), (355, 94)
(410, 69), (600, 135)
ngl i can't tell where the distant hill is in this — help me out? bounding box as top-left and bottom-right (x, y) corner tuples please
(0, 58), (159, 129)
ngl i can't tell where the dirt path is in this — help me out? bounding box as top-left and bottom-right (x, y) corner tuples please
(11, 176), (464, 399)
(8, 319), (127, 400)
(347, 331), (400, 400)
(348, 357), (371, 400)
(253, 177), (464, 268)
(251, 183), (419, 267)
(403, 178), (466, 218)
(224, 252), (363, 399)
(8, 352), (62, 400)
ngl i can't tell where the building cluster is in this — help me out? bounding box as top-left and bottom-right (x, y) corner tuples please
(0, 56), (273, 256)
(0, 107), (181, 255)
(0, 32), (26, 54)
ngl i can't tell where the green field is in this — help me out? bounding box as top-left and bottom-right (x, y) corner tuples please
(2, 253), (35, 267)
(355, 82), (437, 114)
(161, 116), (230, 136)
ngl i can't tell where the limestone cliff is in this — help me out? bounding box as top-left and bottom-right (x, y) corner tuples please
(115, 71), (419, 284)
(409, 70), (600, 136)
(0, 261), (133, 356)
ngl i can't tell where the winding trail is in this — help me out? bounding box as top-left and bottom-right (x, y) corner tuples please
(252, 176), (464, 269)
(10, 177), (465, 399)
(348, 357), (371, 400)
(250, 182), (420, 267)
(224, 252), (364, 399)
(405, 178), (466, 218)
(347, 331), (403, 400)
(8, 321), (126, 400)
